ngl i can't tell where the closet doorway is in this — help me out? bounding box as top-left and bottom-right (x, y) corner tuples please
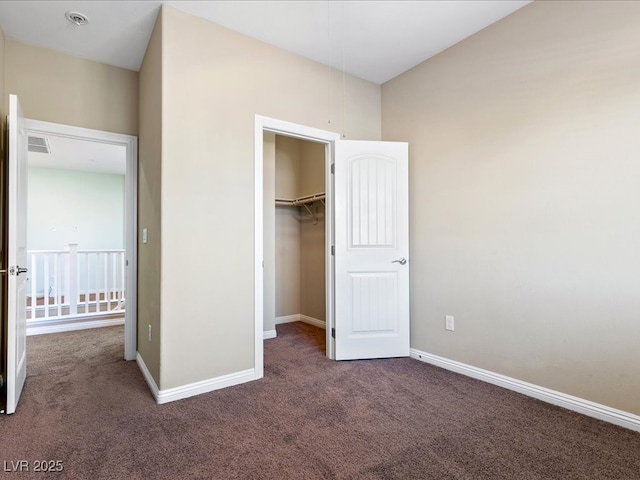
(268, 134), (327, 340)
(255, 115), (410, 377)
(255, 116), (339, 376)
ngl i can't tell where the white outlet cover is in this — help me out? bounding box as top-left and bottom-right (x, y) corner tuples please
(445, 315), (455, 331)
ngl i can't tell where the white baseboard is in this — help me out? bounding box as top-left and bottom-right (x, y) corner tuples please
(156, 369), (257, 405)
(137, 353), (258, 405)
(410, 348), (640, 433)
(300, 314), (326, 329)
(27, 316), (125, 336)
(276, 314), (326, 329)
(136, 352), (160, 400)
(275, 314), (300, 324)
(263, 329), (277, 340)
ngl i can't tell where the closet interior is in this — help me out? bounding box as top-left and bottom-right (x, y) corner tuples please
(263, 133), (326, 339)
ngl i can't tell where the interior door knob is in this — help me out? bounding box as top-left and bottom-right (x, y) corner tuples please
(392, 258), (407, 265)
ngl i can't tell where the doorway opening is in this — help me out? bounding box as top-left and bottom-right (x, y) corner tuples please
(268, 134), (328, 351)
(23, 119), (138, 361)
(255, 115), (340, 378)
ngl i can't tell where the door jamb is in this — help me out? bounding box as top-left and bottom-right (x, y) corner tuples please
(254, 115), (340, 378)
(23, 119), (138, 361)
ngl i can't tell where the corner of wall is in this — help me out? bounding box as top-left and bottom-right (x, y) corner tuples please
(137, 6), (163, 388)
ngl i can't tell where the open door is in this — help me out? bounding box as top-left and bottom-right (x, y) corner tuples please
(334, 140), (409, 360)
(5, 94), (28, 414)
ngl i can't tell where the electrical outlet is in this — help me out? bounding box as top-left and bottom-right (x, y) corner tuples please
(445, 315), (455, 331)
(148, 324), (152, 341)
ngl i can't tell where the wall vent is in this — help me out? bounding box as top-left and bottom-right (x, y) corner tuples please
(28, 136), (51, 154)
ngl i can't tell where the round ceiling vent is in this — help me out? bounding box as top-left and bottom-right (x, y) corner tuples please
(65, 11), (89, 26)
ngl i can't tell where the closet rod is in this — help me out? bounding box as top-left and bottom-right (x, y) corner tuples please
(274, 192), (325, 206)
(275, 192), (325, 225)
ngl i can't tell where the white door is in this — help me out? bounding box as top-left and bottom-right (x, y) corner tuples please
(334, 140), (409, 360)
(5, 94), (28, 414)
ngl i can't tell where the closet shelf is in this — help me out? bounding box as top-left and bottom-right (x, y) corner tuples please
(275, 192), (325, 207)
(275, 192), (325, 224)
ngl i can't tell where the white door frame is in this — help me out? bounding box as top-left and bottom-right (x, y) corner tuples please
(23, 119), (138, 361)
(254, 115), (340, 377)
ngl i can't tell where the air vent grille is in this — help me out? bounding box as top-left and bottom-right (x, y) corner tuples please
(28, 136), (51, 154)
(65, 11), (89, 26)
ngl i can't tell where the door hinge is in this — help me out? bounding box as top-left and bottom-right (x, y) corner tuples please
(331, 245), (335, 256)
(126, 259), (129, 267)
(331, 163), (335, 174)
(331, 327), (335, 339)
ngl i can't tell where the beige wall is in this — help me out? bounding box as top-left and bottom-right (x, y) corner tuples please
(275, 136), (301, 200)
(299, 141), (325, 197)
(300, 212), (325, 321)
(299, 141), (326, 321)
(4, 40), (138, 135)
(382, 1), (640, 415)
(137, 11), (163, 383)
(275, 136), (302, 317)
(275, 207), (300, 317)
(159, 6), (380, 389)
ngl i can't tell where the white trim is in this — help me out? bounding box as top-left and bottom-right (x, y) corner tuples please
(157, 369), (257, 405)
(300, 315), (326, 329)
(136, 352), (160, 401)
(410, 348), (640, 433)
(255, 114), (340, 375)
(275, 314), (326, 329)
(275, 314), (301, 324)
(26, 316), (124, 336)
(23, 118), (138, 361)
(137, 353), (259, 405)
(263, 329), (277, 340)
(255, 118), (265, 382)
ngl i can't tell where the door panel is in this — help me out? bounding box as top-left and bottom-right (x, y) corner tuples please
(334, 140), (409, 360)
(6, 94), (28, 414)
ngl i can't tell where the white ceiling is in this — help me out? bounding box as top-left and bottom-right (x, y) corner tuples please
(5, 1), (532, 173)
(28, 134), (126, 175)
(0, 0), (532, 84)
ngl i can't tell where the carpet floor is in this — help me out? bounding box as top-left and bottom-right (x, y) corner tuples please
(0, 323), (638, 479)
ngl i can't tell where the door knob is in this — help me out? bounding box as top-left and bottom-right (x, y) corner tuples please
(392, 258), (407, 265)
(15, 266), (28, 276)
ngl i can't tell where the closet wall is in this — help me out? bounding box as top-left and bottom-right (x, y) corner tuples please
(272, 135), (326, 328)
(298, 141), (326, 322)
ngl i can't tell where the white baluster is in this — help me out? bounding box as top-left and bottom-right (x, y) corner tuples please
(53, 253), (60, 316)
(29, 253), (37, 320)
(68, 243), (78, 316)
(43, 255), (50, 319)
(103, 253), (108, 313)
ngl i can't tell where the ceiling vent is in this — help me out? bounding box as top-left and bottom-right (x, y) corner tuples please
(65, 11), (89, 26)
(28, 136), (51, 154)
